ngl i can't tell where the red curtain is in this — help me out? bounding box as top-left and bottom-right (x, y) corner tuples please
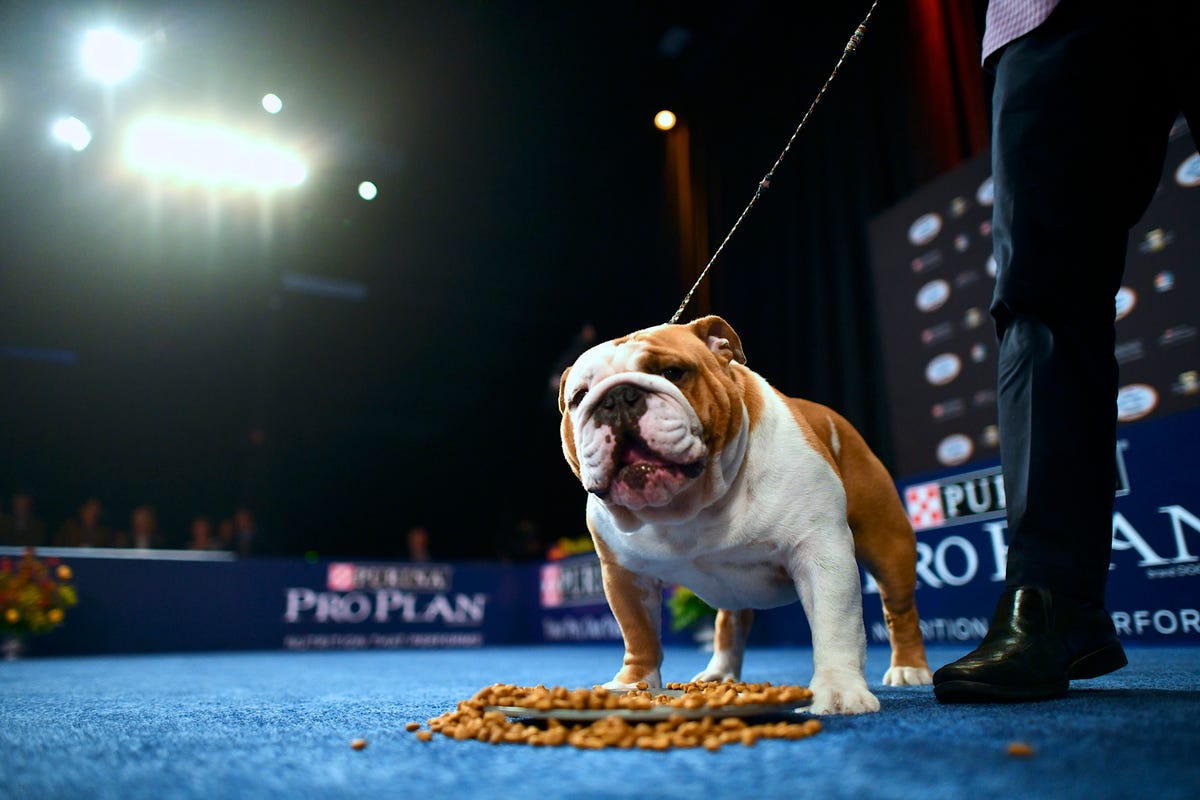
(906, 0), (990, 174)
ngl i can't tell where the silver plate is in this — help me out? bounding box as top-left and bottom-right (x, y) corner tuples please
(485, 688), (812, 723)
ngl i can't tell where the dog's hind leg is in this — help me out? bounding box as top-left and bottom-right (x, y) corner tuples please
(809, 408), (932, 686)
(692, 608), (754, 682)
(870, 557), (932, 686)
(853, 513), (932, 686)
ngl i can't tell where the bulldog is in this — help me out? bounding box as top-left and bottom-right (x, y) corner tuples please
(558, 316), (932, 714)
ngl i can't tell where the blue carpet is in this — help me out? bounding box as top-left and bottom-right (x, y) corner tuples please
(2, 644), (1198, 800)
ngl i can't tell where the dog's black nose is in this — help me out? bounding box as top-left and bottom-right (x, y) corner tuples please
(593, 384), (646, 428)
(602, 384), (643, 408)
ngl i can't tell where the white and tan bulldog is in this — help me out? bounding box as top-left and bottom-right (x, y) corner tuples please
(558, 316), (932, 714)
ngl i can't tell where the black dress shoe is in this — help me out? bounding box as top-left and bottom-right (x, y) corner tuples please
(933, 586), (1127, 703)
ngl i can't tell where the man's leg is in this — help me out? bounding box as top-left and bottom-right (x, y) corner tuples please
(934, 3), (1179, 702)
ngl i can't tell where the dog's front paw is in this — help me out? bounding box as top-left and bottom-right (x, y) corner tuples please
(882, 665), (933, 686)
(691, 652), (742, 683)
(603, 668), (662, 691)
(808, 671), (880, 715)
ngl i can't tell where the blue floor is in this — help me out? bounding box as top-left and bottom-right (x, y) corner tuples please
(2, 644), (1198, 800)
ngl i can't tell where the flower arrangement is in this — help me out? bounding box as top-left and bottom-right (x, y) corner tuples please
(1, 549), (78, 636)
(545, 535), (595, 561)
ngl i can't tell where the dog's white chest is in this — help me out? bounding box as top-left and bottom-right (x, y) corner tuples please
(657, 546), (799, 610)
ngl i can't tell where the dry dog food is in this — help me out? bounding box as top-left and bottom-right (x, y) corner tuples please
(350, 738), (368, 751)
(410, 680), (821, 751)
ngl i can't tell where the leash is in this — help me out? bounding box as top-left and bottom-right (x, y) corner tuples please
(668, 0), (882, 325)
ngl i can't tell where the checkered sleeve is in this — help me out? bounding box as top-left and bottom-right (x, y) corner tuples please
(981, 0), (1060, 63)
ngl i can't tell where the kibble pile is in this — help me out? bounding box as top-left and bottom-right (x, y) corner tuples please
(408, 680), (821, 751)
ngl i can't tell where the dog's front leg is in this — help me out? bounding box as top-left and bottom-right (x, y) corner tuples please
(595, 546), (663, 689)
(692, 609), (754, 682)
(792, 528), (880, 714)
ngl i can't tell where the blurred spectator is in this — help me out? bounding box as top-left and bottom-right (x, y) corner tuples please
(0, 492), (47, 547)
(405, 525), (432, 562)
(54, 498), (113, 548)
(230, 507), (259, 557)
(185, 516), (219, 551)
(216, 517), (236, 551)
(116, 505), (164, 549)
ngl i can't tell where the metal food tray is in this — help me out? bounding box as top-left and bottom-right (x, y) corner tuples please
(484, 688), (812, 723)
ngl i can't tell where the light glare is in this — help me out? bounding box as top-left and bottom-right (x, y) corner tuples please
(81, 28), (140, 85)
(262, 93), (283, 114)
(52, 116), (93, 151)
(654, 109), (677, 131)
(123, 116), (307, 189)
(358, 181), (378, 201)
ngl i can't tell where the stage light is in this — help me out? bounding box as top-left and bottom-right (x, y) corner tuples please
(654, 109), (677, 131)
(123, 116), (307, 189)
(81, 28), (140, 85)
(51, 116), (93, 151)
(262, 93), (283, 114)
(357, 181), (378, 201)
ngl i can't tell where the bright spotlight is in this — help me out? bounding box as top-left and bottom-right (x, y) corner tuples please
(52, 116), (93, 151)
(357, 181), (378, 201)
(81, 28), (140, 85)
(123, 116), (307, 190)
(654, 109), (677, 131)
(262, 93), (283, 114)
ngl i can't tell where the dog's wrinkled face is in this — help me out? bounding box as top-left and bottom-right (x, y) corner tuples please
(559, 316), (748, 516)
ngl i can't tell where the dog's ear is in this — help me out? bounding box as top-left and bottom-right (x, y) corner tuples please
(557, 366), (582, 478)
(557, 366), (572, 415)
(687, 316), (746, 365)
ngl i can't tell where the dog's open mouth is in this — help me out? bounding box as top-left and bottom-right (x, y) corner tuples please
(596, 433), (705, 507)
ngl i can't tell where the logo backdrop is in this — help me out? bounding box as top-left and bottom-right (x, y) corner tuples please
(868, 123), (1200, 477)
(863, 119), (1200, 645)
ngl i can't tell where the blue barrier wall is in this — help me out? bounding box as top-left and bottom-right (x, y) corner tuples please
(9, 409), (1198, 657)
(10, 553), (540, 657)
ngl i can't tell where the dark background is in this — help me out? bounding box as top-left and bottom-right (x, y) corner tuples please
(0, 1), (990, 559)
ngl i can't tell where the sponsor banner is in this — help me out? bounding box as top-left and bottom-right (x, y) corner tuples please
(536, 553), (699, 645)
(272, 560), (527, 649)
(538, 553), (639, 644)
(19, 556), (538, 656)
(538, 554), (622, 643)
(865, 410), (1200, 645)
(539, 555), (605, 609)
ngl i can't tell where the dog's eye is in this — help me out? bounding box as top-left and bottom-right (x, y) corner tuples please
(659, 366), (687, 383)
(568, 387), (588, 409)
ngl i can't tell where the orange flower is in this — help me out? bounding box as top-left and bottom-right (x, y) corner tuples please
(56, 565), (73, 581)
(4, 608), (18, 625)
(47, 609), (64, 624)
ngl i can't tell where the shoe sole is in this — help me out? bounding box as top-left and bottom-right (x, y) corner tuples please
(1067, 640), (1128, 680)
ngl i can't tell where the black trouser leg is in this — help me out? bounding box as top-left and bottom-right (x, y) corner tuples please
(989, 2), (1180, 605)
